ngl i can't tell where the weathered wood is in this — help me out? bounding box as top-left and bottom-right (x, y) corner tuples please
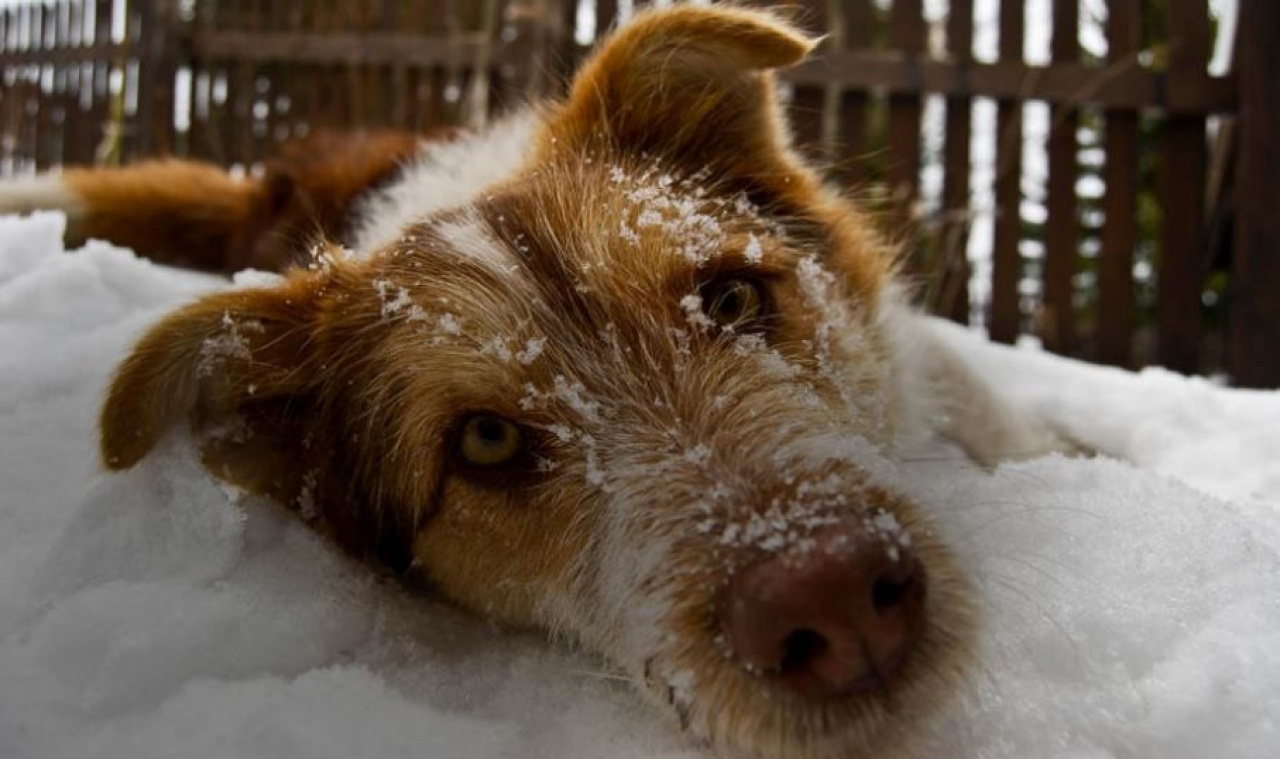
(989, 0), (1024, 345)
(886, 0), (924, 246)
(836, 0), (874, 189)
(64, 0), (90, 166)
(89, 0), (112, 164)
(786, 0), (827, 160)
(189, 30), (511, 68)
(787, 52), (1236, 113)
(1042, 0), (1080, 354)
(0, 0), (1270, 385)
(1156, 0), (1209, 375)
(597, 0), (618, 35)
(32, 4), (53, 171)
(34, 3), (55, 171)
(938, 0), (974, 324)
(1096, 0), (1140, 367)
(1230, 0), (1280, 387)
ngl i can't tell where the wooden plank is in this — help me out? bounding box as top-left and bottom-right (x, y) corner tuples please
(1042, 0), (1079, 354)
(1229, 0), (1280, 387)
(90, 0), (110, 163)
(170, 28), (1231, 118)
(786, 52), (1237, 114)
(989, 0), (1024, 344)
(438, 0), (462, 126)
(400, 0), (424, 129)
(0, 6), (8, 171)
(1096, 0), (1140, 366)
(1156, 0), (1209, 374)
(887, 0), (924, 238)
(64, 0), (89, 165)
(134, 0), (156, 157)
(34, 3), (54, 171)
(383, 0), (409, 129)
(939, 0), (974, 323)
(786, 0), (827, 160)
(142, 0), (180, 157)
(597, 0), (618, 35)
(837, 0), (874, 189)
(187, 0), (210, 161)
(0, 40), (127, 66)
(236, 0), (261, 167)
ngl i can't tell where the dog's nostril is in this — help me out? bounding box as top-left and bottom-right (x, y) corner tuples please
(871, 574), (912, 612)
(780, 628), (828, 674)
(719, 521), (929, 700)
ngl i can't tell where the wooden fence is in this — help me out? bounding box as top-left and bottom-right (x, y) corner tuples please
(1, 0), (1276, 387)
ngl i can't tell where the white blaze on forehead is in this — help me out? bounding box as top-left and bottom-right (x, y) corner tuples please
(351, 111), (537, 252)
(433, 210), (514, 272)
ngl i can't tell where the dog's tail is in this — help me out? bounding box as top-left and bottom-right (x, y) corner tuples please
(0, 161), (264, 271)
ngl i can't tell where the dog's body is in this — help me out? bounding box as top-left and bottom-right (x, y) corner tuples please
(2, 7), (1070, 758)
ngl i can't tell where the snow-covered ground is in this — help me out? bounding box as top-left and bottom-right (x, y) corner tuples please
(1, 212), (1277, 758)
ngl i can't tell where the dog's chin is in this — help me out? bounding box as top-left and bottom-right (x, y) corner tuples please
(637, 538), (975, 759)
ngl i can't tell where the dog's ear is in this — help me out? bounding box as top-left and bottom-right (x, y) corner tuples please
(100, 273), (326, 485)
(546, 5), (817, 179)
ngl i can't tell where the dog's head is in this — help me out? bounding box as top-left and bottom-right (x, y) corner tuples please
(100, 7), (973, 757)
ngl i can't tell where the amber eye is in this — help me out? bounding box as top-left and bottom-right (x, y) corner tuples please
(457, 414), (523, 466)
(703, 278), (764, 329)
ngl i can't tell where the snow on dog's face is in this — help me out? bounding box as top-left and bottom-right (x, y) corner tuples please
(99, 7), (973, 758)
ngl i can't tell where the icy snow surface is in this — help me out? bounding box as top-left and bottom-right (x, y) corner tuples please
(2, 212), (1279, 758)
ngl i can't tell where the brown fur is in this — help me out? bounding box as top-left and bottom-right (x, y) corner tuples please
(89, 7), (992, 758)
(65, 129), (427, 273)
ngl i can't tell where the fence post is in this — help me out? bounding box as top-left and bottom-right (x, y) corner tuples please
(989, 0), (1024, 344)
(1230, 0), (1280, 387)
(1156, 0), (1209, 375)
(1042, 0), (1079, 355)
(785, 0), (828, 161)
(1096, 0), (1139, 367)
(937, 0), (973, 325)
(135, 0), (182, 157)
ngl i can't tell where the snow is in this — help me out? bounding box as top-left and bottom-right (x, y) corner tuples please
(2, 212), (1279, 758)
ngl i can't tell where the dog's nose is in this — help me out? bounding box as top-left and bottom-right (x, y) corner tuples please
(719, 521), (926, 699)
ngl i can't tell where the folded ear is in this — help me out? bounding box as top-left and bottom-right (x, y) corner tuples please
(100, 272), (326, 481)
(546, 5), (818, 177)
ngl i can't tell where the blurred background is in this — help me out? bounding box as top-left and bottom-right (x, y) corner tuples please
(0, 0), (1275, 388)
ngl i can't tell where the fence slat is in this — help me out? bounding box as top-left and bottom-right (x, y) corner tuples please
(937, 0), (974, 324)
(837, 0), (875, 189)
(1096, 0), (1140, 366)
(1042, 0), (1079, 354)
(989, 0), (1024, 344)
(786, 0), (827, 160)
(1230, 0), (1280, 387)
(89, 0), (110, 164)
(887, 0), (924, 258)
(1156, 0), (1209, 374)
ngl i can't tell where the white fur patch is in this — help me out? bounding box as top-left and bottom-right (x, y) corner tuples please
(433, 210), (514, 273)
(351, 113), (538, 253)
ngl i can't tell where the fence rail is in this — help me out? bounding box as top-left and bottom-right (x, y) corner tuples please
(1, 0), (1276, 387)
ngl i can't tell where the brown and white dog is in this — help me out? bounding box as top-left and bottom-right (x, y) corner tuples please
(0, 6), (1070, 758)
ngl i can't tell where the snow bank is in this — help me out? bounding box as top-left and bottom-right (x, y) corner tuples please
(1, 213), (1277, 758)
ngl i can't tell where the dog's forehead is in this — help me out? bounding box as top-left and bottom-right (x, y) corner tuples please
(471, 157), (786, 294)
(380, 157), (799, 344)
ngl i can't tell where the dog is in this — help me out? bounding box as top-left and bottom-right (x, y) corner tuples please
(0, 6), (1072, 758)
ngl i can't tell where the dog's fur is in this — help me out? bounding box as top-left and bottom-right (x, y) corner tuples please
(2, 7), (1070, 758)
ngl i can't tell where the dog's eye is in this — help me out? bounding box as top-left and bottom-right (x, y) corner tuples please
(703, 278), (764, 329)
(458, 415), (523, 466)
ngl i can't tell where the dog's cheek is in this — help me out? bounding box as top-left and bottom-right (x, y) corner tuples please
(409, 480), (598, 630)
